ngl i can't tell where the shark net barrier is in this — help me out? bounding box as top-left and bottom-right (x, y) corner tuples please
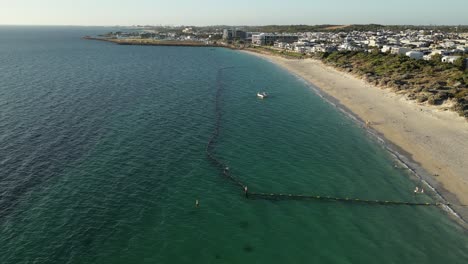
(206, 67), (449, 208)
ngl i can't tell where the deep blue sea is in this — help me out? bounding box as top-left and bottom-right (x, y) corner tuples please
(0, 26), (467, 264)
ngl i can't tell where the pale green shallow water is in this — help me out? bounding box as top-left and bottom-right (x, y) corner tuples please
(0, 26), (467, 263)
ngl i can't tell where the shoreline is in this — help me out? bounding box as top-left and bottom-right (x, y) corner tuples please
(242, 50), (468, 227)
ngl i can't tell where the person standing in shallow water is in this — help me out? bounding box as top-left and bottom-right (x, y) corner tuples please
(413, 187), (424, 194)
(195, 199), (199, 208)
(244, 186), (248, 198)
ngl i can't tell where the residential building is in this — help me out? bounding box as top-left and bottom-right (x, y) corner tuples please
(245, 32), (259, 42)
(391, 47), (411, 55)
(456, 45), (468, 52)
(406, 51), (424, 60)
(222, 29), (233, 40)
(252, 33), (298, 46)
(182, 27), (193, 33)
(381, 45), (393, 53)
(442, 56), (461, 63)
(223, 29), (247, 41)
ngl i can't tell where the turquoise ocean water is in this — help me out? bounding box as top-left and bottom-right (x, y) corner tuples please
(0, 26), (467, 263)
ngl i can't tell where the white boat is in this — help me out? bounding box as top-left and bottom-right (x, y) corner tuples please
(257, 92), (268, 99)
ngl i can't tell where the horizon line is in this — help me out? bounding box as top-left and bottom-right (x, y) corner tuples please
(1, 23), (468, 28)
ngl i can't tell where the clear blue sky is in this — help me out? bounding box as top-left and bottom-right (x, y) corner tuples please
(1, 0), (467, 26)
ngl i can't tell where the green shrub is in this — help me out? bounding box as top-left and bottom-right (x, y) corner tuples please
(322, 50), (467, 119)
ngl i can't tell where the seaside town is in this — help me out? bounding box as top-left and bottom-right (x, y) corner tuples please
(229, 28), (468, 63)
(102, 25), (468, 65)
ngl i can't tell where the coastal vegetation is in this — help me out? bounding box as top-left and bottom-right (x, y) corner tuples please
(318, 50), (468, 118)
(249, 46), (305, 58)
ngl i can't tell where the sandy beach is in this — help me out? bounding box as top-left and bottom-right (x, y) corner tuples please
(244, 50), (468, 223)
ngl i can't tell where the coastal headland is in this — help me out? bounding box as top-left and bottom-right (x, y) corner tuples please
(243, 49), (468, 224)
